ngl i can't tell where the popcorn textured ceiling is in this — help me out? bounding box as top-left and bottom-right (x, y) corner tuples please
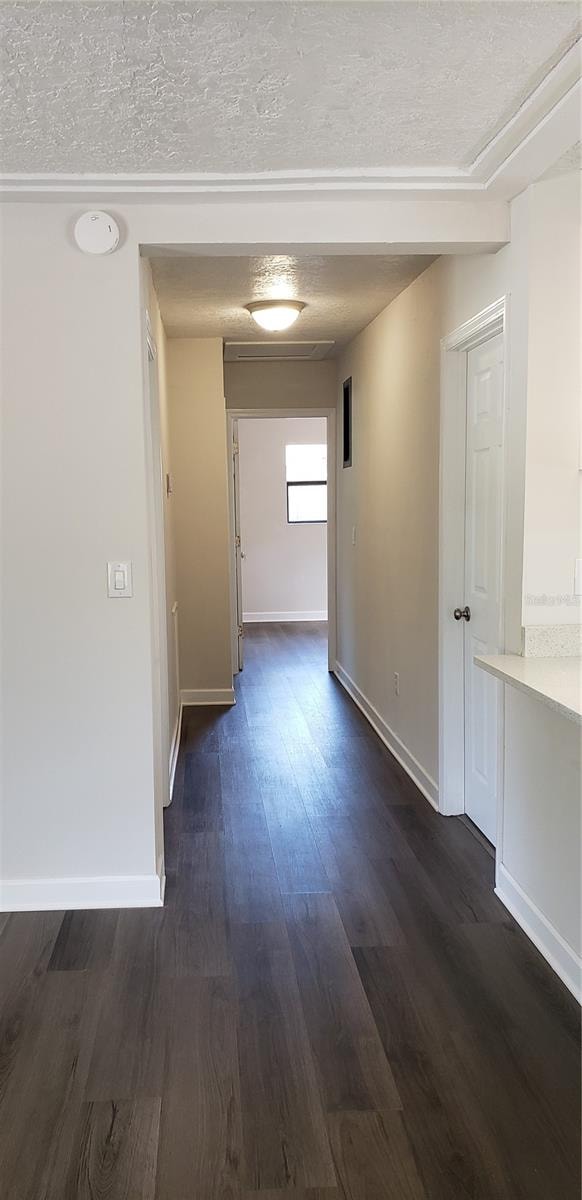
(150, 252), (437, 347)
(0, 1), (579, 175)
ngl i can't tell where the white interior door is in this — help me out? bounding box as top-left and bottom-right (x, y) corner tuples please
(462, 333), (504, 844)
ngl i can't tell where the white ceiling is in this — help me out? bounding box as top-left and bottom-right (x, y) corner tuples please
(540, 141), (582, 178)
(0, 2), (579, 175)
(149, 252), (436, 350)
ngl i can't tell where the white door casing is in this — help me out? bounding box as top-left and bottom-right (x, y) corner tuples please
(233, 419), (244, 672)
(227, 416), (244, 673)
(145, 322), (171, 812)
(226, 407), (337, 672)
(439, 297), (508, 827)
(463, 335), (504, 843)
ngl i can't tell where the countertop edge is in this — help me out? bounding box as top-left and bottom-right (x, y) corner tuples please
(474, 654), (582, 726)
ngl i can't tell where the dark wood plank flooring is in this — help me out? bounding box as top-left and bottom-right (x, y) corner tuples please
(0, 622), (579, 1199)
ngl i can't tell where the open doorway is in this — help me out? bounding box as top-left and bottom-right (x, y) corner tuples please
(228, 410), (336, 675)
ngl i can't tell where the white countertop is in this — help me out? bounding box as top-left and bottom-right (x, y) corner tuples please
(475, 654), (582, 725)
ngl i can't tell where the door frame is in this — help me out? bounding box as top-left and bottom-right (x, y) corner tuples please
(227, 415), (244, 673)
(142, 303), (172, 831)
(226, 407), (337, 672)
(438, 296), (509, 826)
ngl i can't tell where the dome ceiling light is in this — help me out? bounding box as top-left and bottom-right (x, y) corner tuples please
(246, 299), (306, 332)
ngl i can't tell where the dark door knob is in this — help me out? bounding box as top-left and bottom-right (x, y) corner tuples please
(454, 606), (471, 622)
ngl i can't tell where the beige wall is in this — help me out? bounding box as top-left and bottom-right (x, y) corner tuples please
(335, 173), (580, 800)
(336, 240), (514, 791)
(168, 338), (233, 694)
(225, 359), (336, 412)
(336, 267), (442, 787)
(146, 266), (180, 743)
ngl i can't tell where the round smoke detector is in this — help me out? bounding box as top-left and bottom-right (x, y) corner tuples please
(74, 211), (120, 255)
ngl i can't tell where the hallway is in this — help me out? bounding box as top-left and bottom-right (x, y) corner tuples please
(0, 624), (579, 1198)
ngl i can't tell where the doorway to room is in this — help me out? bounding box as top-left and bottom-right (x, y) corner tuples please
(227, 410), (336, 674)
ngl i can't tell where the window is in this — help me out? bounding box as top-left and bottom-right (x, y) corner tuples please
(285, 443), (327, 523)
(342, 376), (352, 467)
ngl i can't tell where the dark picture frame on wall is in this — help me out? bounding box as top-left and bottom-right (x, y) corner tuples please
(342, 376), (352, 468)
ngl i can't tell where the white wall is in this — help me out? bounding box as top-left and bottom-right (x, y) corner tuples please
(167, 338), (233, 697)
(0, 194), (507, 908)
(238, 417), (327, 621)
(497, 687), (581, 998)
(522, 172), (581, 632)
(441, 173), (582, 644)
(438, 187), (530, 657)
(0, 208), (160, 906)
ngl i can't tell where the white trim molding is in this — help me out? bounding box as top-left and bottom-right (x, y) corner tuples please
(1, 44), (578, 203)
(228, 406), (337, 673)
(0, 872), (165, 912)
(496, 863), (582, 1004)
(168, 701), (183, 802)
(244, 611), (328, 623)
(438, 296), (508, 818)
(180, 687), (236, 706)
(334, 662), (439, 811)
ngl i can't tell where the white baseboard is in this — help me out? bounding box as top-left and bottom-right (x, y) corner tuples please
(0, 871), (165, 912)
(180, 687), (236, 706)
(333, 661), (439, 810)
(157, 854), (166, 904)
(167, 702), (183, 804)
(243, 611), (328, 623)
(496, 863), (581, 1003)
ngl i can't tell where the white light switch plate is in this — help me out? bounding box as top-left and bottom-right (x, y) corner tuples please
(107, 561), (133, 598)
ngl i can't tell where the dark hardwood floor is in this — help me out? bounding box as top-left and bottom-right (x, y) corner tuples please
(0, 622), (579, 1198)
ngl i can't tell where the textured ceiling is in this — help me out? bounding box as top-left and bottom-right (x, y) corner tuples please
(149, 252), (436, 349)
(0, 2), (579, 175)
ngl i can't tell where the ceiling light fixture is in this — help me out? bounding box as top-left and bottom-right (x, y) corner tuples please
(246, 299), (306, 332)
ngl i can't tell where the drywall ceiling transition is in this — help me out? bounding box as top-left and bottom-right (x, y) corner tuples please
(540, 140), (582, 178)
(0, 1), (579, 174)
(149, 253), (437, 349)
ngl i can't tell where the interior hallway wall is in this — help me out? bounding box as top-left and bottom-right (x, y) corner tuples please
(334, 173), (580, 806)
(167, 338), (233, 698)
(238, 417), (328, 622)
(225, 359), (336, 411)
(0, 208), (160, 902)
(336, 268), (442, 798)
(0, 196), (507, 907)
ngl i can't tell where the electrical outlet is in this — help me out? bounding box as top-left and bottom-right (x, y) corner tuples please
(352, 525), (357, 546)
(394, 671), (400, 697)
